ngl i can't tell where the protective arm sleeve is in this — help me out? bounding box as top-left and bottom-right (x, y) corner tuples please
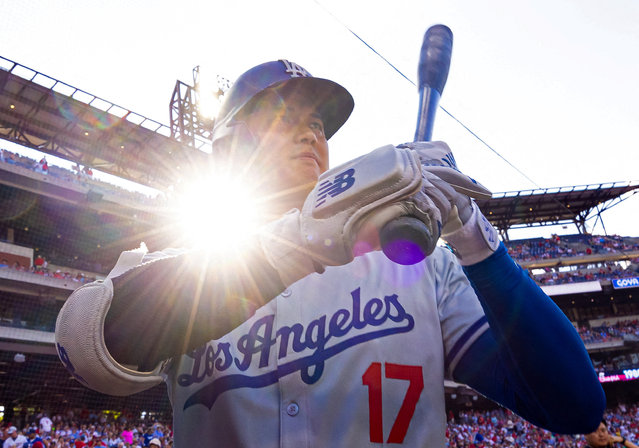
(452, 243), (605, 434)
(55, 240), (287, 396)
(104, 241), (285, 371)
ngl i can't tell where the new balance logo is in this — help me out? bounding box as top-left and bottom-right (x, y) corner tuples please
(442, 152), (457, 169)
(316, 168), (355, 207)
(280, 59), (311, 78)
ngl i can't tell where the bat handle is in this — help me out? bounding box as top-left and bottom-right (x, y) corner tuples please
(379, 85), (441, 266)
(379, 24), (453, 265)
(380, 217), (436, 265)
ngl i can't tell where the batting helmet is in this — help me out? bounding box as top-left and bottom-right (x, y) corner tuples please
(211, 59), (354, 151)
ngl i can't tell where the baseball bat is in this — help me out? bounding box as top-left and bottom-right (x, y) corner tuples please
(380, 24), (453, 265)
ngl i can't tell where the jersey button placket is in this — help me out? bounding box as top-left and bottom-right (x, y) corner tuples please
(286, 402), (299, 416)
(277, 287), (310, 447)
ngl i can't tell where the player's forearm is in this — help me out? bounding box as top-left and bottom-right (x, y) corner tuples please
(613, 436), (639, 448)
(461, 243), (605, 433)
(104, 241), (285, 370)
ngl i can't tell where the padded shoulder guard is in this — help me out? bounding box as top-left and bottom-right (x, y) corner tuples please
(55, 246), (164, 396)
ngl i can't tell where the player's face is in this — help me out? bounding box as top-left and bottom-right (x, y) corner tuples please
(243, 89), (329, 208)
(584, 422), (610, 448)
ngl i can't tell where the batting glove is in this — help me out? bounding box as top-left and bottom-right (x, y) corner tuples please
(259, 144), (442, 284)
(399, 141), (500, 265)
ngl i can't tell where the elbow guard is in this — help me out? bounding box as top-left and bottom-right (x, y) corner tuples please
(55, 247), (164, 396)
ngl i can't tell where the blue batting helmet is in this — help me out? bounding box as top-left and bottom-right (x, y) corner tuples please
(211, 59), (354, 150)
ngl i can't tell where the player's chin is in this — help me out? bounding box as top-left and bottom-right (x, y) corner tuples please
(294, 159), (322, 182)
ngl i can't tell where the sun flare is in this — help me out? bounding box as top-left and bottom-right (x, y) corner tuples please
(175, 175), (262, 253)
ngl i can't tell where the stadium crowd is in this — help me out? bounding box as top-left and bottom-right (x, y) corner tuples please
(580, 319), (639, 345)
(2, 402), (639, 447)
(0, 148), (163, 208)
(0, 411), (172, 448)
(504, 234), (639, 286)
(506, 234), (639, 262)
(446, 404), (639, 447)
(0, 257), (97, 285)
(534, 262), (638, 286)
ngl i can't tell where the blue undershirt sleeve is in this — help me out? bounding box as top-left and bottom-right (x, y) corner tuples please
(452, 243), (605, 434)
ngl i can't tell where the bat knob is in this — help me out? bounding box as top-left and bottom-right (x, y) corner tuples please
(380, 216), (436, 265)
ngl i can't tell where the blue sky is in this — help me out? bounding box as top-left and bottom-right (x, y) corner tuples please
(1, 0), (638, 238)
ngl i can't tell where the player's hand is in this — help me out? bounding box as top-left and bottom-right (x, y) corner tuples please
(259, 144), (435, 284)
(399, 141), (500, 265)
(610, 435), (624, 444)
(398, 141), (490, 230)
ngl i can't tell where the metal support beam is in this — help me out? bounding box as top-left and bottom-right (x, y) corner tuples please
(169, 66), (229, 151)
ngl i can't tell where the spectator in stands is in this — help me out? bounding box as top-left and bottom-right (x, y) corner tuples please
(150, 425), (164, 442)
(33, 256), (44, 271)
(2, 426), (27, 448)
(585, 419), (639, 447)
(74, 434), (87, 448)
(22, 428), (45, 448)
(106, 430), (121, 447)
(38, 413), (52, 437)
(142, 427), (154, 446)
(1, 150), (17, 165)
(93, 437), (108, 448)
(149, 438), (161, 448)
(34, 157), (48, 175)
(120, 427), (133, 446)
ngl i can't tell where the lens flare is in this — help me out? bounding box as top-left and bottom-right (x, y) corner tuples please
(54, 96), (122, 131)
(174, 175), (262, 253)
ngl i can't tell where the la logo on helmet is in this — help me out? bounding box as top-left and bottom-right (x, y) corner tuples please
(280, 59), (310, 78)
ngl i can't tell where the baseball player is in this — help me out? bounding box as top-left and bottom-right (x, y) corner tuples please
(56, 59), (605, 447)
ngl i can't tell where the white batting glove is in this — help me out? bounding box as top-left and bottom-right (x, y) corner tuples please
(398, 141), (500, 265)
(259, 144), (441, 284)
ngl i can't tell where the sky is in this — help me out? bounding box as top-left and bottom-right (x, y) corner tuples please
(1, 0), (638, 239)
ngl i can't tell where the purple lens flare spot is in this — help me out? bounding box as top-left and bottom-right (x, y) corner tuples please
(382, 239), (426, 266)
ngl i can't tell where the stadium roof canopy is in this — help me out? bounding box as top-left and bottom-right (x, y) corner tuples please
(476, 182), (639, 239)
(0, 56), (210, 189)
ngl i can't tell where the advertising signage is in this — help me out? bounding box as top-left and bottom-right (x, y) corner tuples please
(612, 277), (639, 289)
(598, 368), (639, 383)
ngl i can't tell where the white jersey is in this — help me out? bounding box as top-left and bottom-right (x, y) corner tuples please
(163, 247), (487, 447)
(2, 435), (27, 448)
(39, 416), (52, 433)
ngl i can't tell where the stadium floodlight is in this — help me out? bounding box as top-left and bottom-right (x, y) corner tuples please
(170, 66), (231, 151)
(195, 67), (226, 121)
